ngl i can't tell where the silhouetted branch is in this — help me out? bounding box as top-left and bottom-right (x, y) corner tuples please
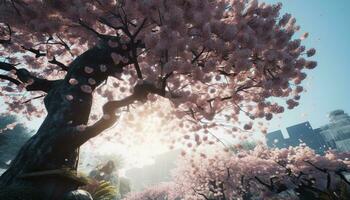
(21, 94), (46, 104)
(49, 57), (69, 71)
(132, 18), (147, 39)
(161, 72), (173, 92)
(0, 74), (21, 85)
(0, 61), (59, 92)
(15, 68), (59, 92)
(192, 188), (209, 200)
(0, 61), (17, 71)
(78, 19), (117, 41)
(21, 46), (46, 58)
(191, 48), (206, 64)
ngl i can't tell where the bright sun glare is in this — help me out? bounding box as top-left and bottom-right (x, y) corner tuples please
(80, 91), (181, 171)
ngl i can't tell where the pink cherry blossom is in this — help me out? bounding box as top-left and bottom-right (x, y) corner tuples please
(0, 1), (320, 196)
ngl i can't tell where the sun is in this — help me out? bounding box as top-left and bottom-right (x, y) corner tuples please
(80, 93), (182, 171)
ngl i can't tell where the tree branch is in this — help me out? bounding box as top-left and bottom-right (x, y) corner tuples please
(21, 46), (46, 58)
(132, 18), (147, 39)
(191, 47), (206, 64)
(130, 45), (143, 79)
(98, 17), (125, 31)
(218, 70), (236, 77)
(0, 61), (59, 92)
(70, 82), (165, 147)
(21, 94), (46, 104)
(15, 68), (59, 92)
(255, 176), (273, 191)
(78, 19), (117, 41)
(161, 72), (173, 93)
(129, 21), (147, 79)
(0, 74), (21, 85)
(192, 188), (209, 200)
(49, 56), (69, 71)
(0, 61), (17, 71)
(0, 61), (21, 85)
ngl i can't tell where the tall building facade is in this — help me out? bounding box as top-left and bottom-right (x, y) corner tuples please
(318, 110), (350, 151)
(266, 110), (350, 154)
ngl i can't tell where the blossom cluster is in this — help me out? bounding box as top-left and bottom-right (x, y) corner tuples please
(0, 0), (317, 149)
(126, 146), (350, 200)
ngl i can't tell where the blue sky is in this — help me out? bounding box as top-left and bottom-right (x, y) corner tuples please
(264, 0), (350, 132)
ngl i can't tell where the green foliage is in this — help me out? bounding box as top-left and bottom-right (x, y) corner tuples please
(85, 180), (118, 200)
(229, 141), (257, 153)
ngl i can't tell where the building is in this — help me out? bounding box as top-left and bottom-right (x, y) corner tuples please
(287, 122), (327, 153)
(266, 121), (326, 154)
(266, 130), (288, 149)
(318, 110), (350, 152)
(266, 110), (350, 154)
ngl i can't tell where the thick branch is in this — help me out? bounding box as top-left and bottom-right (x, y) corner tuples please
(0, 61), (17, 71)
(0, 61), (21, 85)
(0, 74), (21, 85)
(0, 61), (58, 92)
(70, 82), (164, 147)
(16, 68), (58, 92)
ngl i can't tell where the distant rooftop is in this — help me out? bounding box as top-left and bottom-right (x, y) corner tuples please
(329, 110), (345, 117)
(328, 110), (350, 124)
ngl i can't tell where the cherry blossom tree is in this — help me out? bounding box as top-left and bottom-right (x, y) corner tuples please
(0, 0), (317, 198)
(179, 146), (350, 200)
(126, 146), (350, 200)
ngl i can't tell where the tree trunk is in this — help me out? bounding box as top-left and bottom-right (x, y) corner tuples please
(0, 83), (92, 199)
(0, 44), (121, 199)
